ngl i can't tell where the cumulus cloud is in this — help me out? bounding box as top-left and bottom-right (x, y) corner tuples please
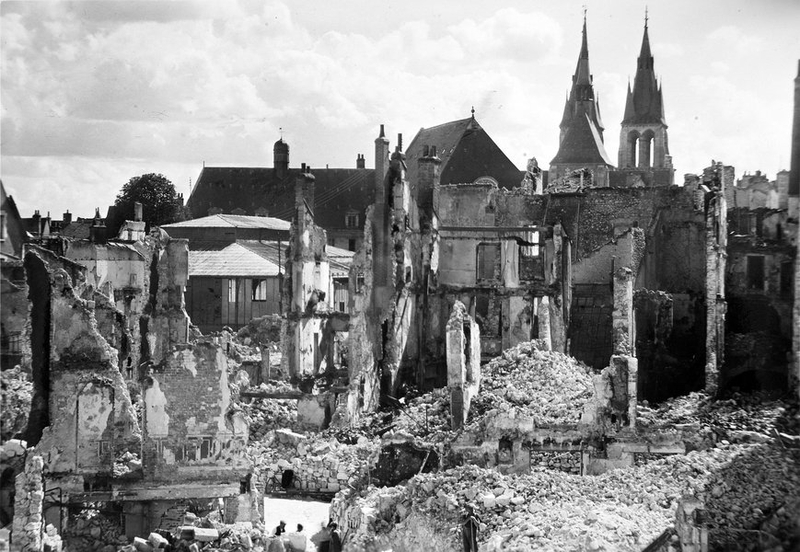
(1, 0), (797, 217)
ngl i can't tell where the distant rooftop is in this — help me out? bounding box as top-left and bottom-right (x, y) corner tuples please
(162, 213), (291, 231)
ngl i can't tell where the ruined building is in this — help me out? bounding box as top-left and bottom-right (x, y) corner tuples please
(4, 223), (255, 545)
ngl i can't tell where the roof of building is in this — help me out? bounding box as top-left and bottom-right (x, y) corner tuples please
(187, 240), (353, 279)
(551, 113), (615, 166)
(60, 220), (95, 239)
(405, 116), (525, 194)
(186, 166), (376, 230)
(162, 213), (290, 231)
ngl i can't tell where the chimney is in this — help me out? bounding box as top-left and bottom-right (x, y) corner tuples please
(418, 144), (442, 214)
(89, 216), (107, 244)
(274, 137), (290, 179)
(31, 210), (41, 236)
(375, 124), (390, 203)
(62, 210), (72, 225)
(134, 202), (143, 222)
(295, 166), (316, 226)
(356, 153), (365, 169)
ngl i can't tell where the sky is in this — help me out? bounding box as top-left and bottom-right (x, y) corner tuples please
(2, 0), (799, 219)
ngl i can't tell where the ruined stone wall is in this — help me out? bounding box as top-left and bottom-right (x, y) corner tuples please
(251, 430), (375, 495)
(137, 232), (190, 365)
(142, 338), (249, 482)
(28, 248), (140, 476)
(11, 454), (43, 552)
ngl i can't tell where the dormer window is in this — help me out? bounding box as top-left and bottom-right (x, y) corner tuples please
(345, 212), (359, 228)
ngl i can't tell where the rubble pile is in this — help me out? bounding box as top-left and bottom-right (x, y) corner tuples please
(236, 314), (282, 347)
(63, 513), (127, 552)
(340, 440), (799, 551)
(241, 382), (299, 442)
(249, 429), (377, 494)
(636, 391), (800, 435)
(470, 343), (593, 427)
(388, 388), (454, 442)
(529, 450), (582, 474)
(0, 366), (33, 440)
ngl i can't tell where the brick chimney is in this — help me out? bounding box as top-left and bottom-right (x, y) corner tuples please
(295, 165), (315, 228)
(89, 209), (107, 244)
(418, 144), (441, 215)
(356, 153), (365, 169)
(31, 210), (41, 235)
(134, 202), (143, 222)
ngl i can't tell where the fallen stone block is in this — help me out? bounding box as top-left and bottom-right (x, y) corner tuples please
(193, 527), (219, 542)
(148, 532), (168, 548)
(133, 537), (153, 552)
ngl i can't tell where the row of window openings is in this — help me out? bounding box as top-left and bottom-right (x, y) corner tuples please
(476, 239), (542, 282)
(746, 256), (793, 293)
(228, 279), (274, 302)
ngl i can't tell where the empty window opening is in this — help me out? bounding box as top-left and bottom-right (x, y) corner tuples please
(746, 256), (765, 290)
(252, 279), (268, 301)
(476, 243), (501, 282)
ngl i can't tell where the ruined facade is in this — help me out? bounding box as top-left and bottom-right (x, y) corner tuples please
(8, 225), (253, 544)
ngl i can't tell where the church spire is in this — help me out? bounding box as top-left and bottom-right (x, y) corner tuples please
(623, 13), (664, 125)
(559, 14), (604, 137)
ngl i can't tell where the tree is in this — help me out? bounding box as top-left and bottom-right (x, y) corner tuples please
(110, 173), (186, 235)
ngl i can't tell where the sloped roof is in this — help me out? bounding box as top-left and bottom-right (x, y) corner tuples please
(60, 221), (94, 239)
(550, 113), (615, 166)
(162, 213), (290, 231)
(405, 117), (524, 191)
(189, 242), (281, 277)
(186, 167), (376, 230)
(187, 240), (354, 279)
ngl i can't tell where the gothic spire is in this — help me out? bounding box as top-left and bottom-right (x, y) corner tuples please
(622, 14), (665, 125)
(559, 15), (604, 135)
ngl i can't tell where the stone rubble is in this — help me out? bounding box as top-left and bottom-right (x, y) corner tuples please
(469, 342), (594, 429)
(0, 366), (33, 441)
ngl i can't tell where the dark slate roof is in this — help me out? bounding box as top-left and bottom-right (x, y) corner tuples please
(405, 117), (524, 192)
(550, 113), (614, 166)
(186, 167), (376, 230)
(60, 221), (94, 239)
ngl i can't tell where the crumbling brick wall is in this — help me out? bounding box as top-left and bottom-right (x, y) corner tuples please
(141, 338), (249, 482)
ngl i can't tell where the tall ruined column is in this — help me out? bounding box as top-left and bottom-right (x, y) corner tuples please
(446, 301), (481, 429)
(12, 455), (44, 552)
(612, 267), (634, 355)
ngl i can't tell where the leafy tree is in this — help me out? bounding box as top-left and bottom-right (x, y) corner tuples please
(109, 173), (186, 235)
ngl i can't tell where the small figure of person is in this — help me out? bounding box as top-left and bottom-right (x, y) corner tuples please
(274, 520), (287, 537)
(310, 521), (331, 552)
(328, 522), (342, 552)
(461, 504), (481, 552)
(285, 523), (308, 552)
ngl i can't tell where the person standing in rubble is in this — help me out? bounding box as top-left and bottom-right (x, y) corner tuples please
(309, 521), (330, 551)
(461, 504), (481, 552)
(328, 522), (342, 552)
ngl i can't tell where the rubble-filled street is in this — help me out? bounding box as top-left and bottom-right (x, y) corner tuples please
(2, 4), (800, 551)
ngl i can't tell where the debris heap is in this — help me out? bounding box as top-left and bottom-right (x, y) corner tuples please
(469, 343), (594, 428)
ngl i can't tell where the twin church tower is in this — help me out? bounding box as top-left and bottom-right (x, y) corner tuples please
(550, 15), (674, 187)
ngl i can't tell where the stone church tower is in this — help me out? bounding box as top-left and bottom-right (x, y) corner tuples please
(549, 15), (615, 186)
(617, 18), (674, 185)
